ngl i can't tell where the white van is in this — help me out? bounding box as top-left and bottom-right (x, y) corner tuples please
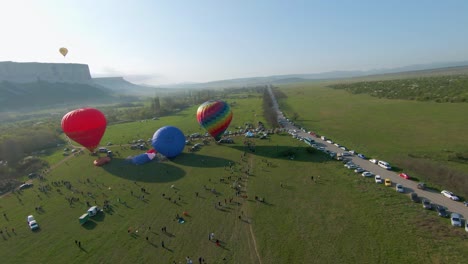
(378, 160), (392, 170)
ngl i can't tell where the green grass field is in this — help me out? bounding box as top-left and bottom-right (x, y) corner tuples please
(1, 95), (467, 263)
(277, 83), (468, 196)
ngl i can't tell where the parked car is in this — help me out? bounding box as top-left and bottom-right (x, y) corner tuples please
(27, 215), (35, 222)
(395, 184), (404, 193)
(384, 178), (392, 187)
(464, 201), (468, 207)
(369, 159), (378, 164)
(28, 220), (39, 230)
(399, 173), (410, 180)
(28, 173), (38, 179)
(450, 213), (462, 227)
(378, 160), (392, 170)
(374, 175), (383, 184)
(19, 183), (33, 190)
(362, 171), (373, 177)
(410, 192), (420, 203)
(436, 205), (449, 217)
(422, 199), (432, 210)
(417, 182), (426, 190)
(355, 168), (365, 173)
(441, 190), (460, 201)
(357, 153), (366, 159)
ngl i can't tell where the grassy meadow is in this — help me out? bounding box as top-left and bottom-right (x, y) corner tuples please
(1, 93), (467, 263)
(277, 83), (468, 196)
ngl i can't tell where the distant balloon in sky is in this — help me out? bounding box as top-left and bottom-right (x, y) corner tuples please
(197, 100), (233, 140)
(151, 126), (185, 158)
(59, 47), (68, 57)
(61, 108), (107, 152)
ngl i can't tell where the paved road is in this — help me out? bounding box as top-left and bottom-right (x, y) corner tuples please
(267, 87), (468, 220)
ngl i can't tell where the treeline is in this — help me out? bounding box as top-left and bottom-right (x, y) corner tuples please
(328, 75), (468, 103)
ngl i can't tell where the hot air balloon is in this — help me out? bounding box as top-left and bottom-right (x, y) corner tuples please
(197, 100), (233, 140)
(61, 108), (107, 152)
(151, 126), (185, 158)
(59, 47), (68, 57)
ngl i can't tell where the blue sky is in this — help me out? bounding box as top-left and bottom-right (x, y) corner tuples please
(1, 0), (468, 84)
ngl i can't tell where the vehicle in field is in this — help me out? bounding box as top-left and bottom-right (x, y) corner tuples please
(98, 147), (108, 153)
(399, 173), (410, 180)
(436, 205), (449, 217)
(374, 175), (383, 183)
(19, 183), (33, 190)
(450, 213), (462, 227)
(369, 159), (378, 164)
(378, 160), (391, 170)
(28, 173), (38, 179)
(27, 215), (39, 230)
(357, 153), (366, 159)
(417, 182), (426, 190)
(87, 206), (101, 217)
(395, 184), (404, 193)
(422, 199), (432, 209)
(410, 192), (420, 203)
(355, 168), (365, 173)
(384, 178), (392, 187)
(441, 190), (460, 201)
(362, 171), (373, 177)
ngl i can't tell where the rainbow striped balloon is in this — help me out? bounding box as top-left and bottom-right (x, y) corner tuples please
(197, 100), (233, 140)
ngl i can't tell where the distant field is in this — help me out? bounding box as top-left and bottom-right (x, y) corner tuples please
(1, 94), (467, 263)
(277, 83), (468, 197)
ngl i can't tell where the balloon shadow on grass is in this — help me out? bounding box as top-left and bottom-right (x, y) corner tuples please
(170, 153), (234, 168)
(102, 158), (185, 183)
(228, 145), (330, 163)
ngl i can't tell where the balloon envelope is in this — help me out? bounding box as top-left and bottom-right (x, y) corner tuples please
(61, 108), (107, 152)
(131, 153), (152, 165)
(197, 100), (233, 140)
(59, 47), (68, 57)
(151, 126), (185, 158)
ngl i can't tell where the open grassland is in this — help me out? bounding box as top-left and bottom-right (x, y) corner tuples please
(1, 94), (467, 263)
(277, 83), (468, 196)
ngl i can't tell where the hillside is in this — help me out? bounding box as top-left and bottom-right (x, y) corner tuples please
(0, 61), (91, 83)
(0, 81), (114, 111)
(92, 77), (162, 95)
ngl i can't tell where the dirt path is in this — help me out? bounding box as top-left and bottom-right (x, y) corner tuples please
(243, 154), (263, 264)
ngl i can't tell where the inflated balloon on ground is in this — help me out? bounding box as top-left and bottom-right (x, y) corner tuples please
(61, 108), (107, 152)
(197, 100), (233, 140)
(151, 126), (185, 158)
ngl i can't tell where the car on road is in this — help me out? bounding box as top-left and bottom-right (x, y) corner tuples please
(417, 182), (426, 190)
(362, 171), (373, 177)
(369, 159), (378, 164)
(441, 190), (460, 201)
(355, 168), (365, 173)
(19, 183), (33, 190)
(378, 160), (392, 170)
(436, 205), (449, 217)
(399, 173), (410, 180)
(384, 178), (392, 187)
(357, 153), (366, 159)
(450, 213), (462, 227)
(422, 199), (432, 210)
(395, 184), (404, 193)
(410, 192), (420, 203)
(374, 175), (383, 184)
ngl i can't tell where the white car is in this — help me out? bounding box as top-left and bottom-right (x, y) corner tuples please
(441, 190), (460, 201)
(28, 220), (39, 230)
(362, 171), (373, 177)
(27, 215), (35, 222)
(395, 184), (404, 193)
(374, 175), (383, 183)
(450, 213), (462, 227)
(369, 159), (378, 164)
(378, 160), (391, 170)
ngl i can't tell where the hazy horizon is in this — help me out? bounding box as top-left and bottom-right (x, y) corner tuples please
(1, 0), (468, 85)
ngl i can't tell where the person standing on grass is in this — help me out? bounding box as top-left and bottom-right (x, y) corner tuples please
(161, 240), (165, 248)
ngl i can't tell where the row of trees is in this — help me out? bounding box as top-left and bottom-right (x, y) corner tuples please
(328, 75), (468, 103)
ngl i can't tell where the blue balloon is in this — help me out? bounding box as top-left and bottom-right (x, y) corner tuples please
(151, 126), (185, 158)
(132, 153), (151, 165)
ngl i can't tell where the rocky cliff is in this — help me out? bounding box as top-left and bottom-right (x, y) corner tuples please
(0, 61), (92, 83)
